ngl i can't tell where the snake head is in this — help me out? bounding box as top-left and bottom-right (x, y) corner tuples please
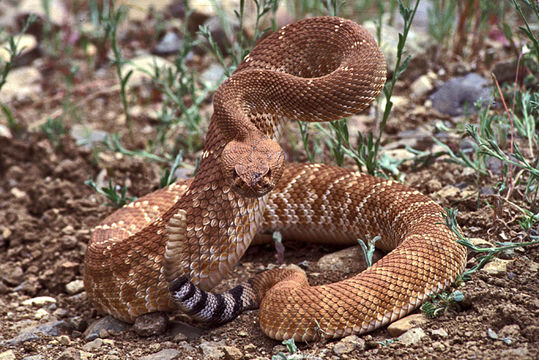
(220, 137), (285, 198)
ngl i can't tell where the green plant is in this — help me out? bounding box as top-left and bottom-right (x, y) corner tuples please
(40, 118), (66, 149)
(85, 177), (137, 208)
(421, 290), (464, 318)
(0, 14), (37, 135)
(201, 0), (279, 76)
(357, 235), (380, 268)
(272, 338), (316, 360)
(297, 0), (420, 178)
(427, 0), (457, 50)
(159, 150), (184, 188)
(443, 208), (539, 281)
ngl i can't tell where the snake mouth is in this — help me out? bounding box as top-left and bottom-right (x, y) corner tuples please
(231, 168), (274, 198)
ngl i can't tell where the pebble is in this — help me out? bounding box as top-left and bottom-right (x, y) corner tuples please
(199, 340), (226, 359)
(22, 355), (45, 360)
(0, 34), (38, 65)
(83, 338), (103, 352)
(57, 348), (80, 360)
(0, 66), (42, 104)
(0, 350), (15, 360)
(432, 341), (446, 352)
(84, 316), (130, 341)
(153, 32), (183, 55)
(430, 328), (448, 338)
(397, 327), (427, 346)
(317, 246), (383, 273)
(2, 320), (71, 346)
(121, 54), (175, 89)
(430, 73), (491, 116)
(0, 264), (24, 285)
(387, 314), (429, 337)
(223, 346), (243, 360)
(410, 72), (435, 98)
(0, 124), (12, 138)
(140, 348), (181, 360)
(34, 308), (49, 320)
(65, 280), (84, 295)
(333, 335), (365, 355)
(134, 312), (168, 337)
(482, 258), (513, 275)
(22, 296), (57, 306)
(487, 328), (498, 340)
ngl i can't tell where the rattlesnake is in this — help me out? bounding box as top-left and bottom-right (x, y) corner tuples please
(84, 17), (467, 341)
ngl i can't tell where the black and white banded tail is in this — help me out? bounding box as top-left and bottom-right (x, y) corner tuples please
(169, 277), (258, 323)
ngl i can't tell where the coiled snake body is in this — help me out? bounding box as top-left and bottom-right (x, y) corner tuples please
(84, 17), (467, 341)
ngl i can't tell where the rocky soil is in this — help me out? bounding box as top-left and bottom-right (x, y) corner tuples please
(0, 1), (537, 359)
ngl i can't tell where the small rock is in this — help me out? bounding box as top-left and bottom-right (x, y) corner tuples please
(3, 320), (71, 346)
(69, 316), (88, 332)
(430, 328), (448, 338)
(18, 0), (67, 26)
(0, 124), (12, 139)
(134, 312), (168, 337)
(65, 280), (84, 295)
(333, 335), (365, 355)
(0, 66), (42, 104)
(223, 346), (243, 360)
(22, 355), (45, 360)
(243, 343), (256, 353)
(410, 72), (435, 98)
(0, 264), (24, 286)
(200, 340), (226, 359)
(34, 308), (49, 320)
(22, 296), (57, 306)
(499, 324), (521, 339)
(482, 258), (513, 275)
(200, 63), (225, 85)
(70, 124), (109, 150)
(169, 321), (203, 341)
(57, 348), (81, 360)
(397, 327), (427, 346)
(430, 73), (491, 116)
(432, 341), (446, 352)
(387, 314), (429, 337)
(153, 32), (184, 56)
(469, 238), (494, 248)
(318, 246), (384, 273)
(487, 328), (498, 340)
(82, 338), (103, 352)
(0, 350), (16, 360)
(84, 316), (130, 341)
(58, 335), (71, 345)
(140, 348), (181, 360)
(122, 55), (175, 89)
(0, 34), (38, 66)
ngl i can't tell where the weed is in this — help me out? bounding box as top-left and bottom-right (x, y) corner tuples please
(427, 0), (457, 51)
(298, 0), (420, 178)
(0, 14), (37, 135)
(357, 235), (380, 268)
(443, 208), (539, 282)
(40, 118), (66, 149)
(202, 0), (279, 75)
(272, 338), (320, 360)
(421, 290), (464, 318)
(159, 150), (184, 188)
(85, 177), (136, 208)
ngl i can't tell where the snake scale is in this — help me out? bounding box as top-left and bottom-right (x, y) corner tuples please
(84, 17), (467, 341)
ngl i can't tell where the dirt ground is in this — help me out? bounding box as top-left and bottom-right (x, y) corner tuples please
(1, 2), (538, 360)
